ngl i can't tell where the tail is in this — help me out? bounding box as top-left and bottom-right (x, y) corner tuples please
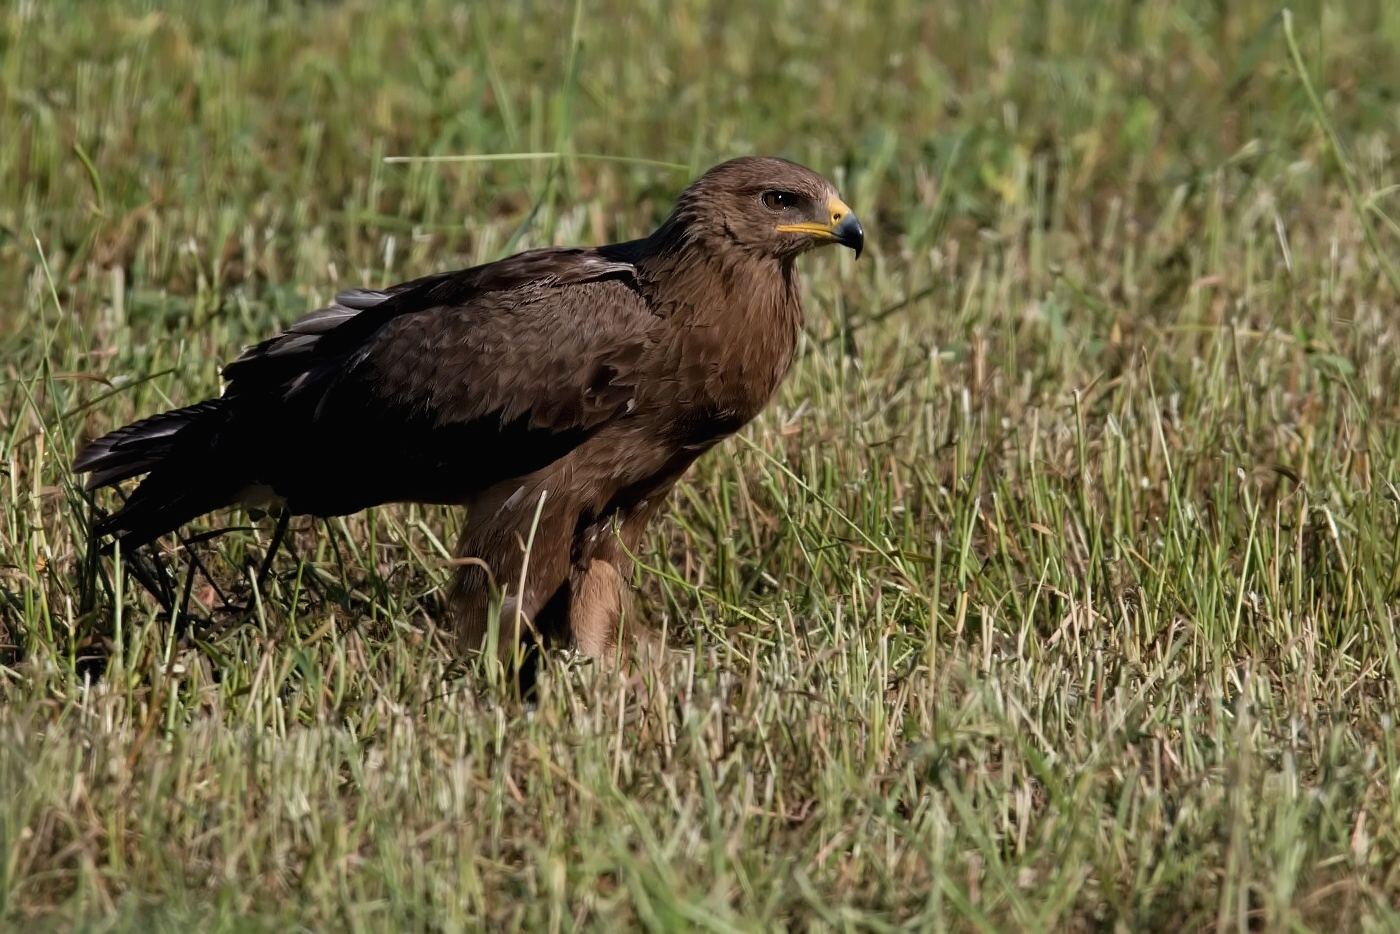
(74, 399), (247, 548)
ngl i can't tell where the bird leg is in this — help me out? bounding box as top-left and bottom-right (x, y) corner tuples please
(449, 478), (576, 661)
(567, 553), (681, 708)
(567, 558), (631, 657)
(452, 464), (689, 668)
(565, 483), (678, 664)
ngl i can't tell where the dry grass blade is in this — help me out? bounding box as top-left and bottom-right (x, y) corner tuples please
(2, 0), (1400, 930)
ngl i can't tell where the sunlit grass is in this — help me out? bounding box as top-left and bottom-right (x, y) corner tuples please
(4, 0), (1400, 929)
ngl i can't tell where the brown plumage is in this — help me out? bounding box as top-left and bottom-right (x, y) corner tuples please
(74, 156), (864, 656)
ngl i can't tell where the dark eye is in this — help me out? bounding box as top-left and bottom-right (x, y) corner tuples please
(762, 190), (800, 211)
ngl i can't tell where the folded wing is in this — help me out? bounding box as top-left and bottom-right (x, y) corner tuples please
(79, 245), (660, 543)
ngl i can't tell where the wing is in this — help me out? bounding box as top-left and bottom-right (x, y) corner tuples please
(219, 245), (660, 515)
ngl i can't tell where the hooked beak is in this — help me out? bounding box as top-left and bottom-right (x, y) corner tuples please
(776, 195), (865, 258)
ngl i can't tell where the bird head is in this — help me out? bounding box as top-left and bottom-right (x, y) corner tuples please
(659, 156), (864, 262)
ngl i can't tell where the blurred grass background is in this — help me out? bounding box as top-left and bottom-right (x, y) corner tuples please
(5, 0), (1400, 929)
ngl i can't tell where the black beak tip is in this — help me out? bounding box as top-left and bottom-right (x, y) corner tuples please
(834, 213), (864, 259)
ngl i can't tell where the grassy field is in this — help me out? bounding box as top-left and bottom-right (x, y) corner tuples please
(5, 0), (1400, 929)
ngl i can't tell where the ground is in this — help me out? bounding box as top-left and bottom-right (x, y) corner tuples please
(3, 0), (1400, 930)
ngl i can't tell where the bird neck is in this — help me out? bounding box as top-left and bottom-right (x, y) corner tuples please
(633, 224), (799, 323)
(632, 228), (805, 426)
(597, 225), (797, 332)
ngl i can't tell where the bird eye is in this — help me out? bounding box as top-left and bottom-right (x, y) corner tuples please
(762, 190), (799, 211)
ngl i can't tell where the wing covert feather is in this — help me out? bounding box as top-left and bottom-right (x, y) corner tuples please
(342, 278), (656, 434)
(224, 246), (655, 438)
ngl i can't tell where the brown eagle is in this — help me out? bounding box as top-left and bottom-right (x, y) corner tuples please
(74, 157), (863, 657)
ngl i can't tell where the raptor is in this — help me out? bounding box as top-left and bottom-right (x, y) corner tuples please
(75, 157), (864, 658)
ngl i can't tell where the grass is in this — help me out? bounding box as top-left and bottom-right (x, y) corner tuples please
(4, 0), (1400, 929)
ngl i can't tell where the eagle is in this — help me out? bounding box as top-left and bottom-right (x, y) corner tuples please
(74, 157), (864, 659)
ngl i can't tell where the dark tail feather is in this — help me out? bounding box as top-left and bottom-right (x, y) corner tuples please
(75, 400), (226, 490)
(75, 399), (245, 548)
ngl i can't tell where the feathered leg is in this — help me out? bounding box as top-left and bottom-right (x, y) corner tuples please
(566, 483), (678, 662)
(449, 469), (576, 659)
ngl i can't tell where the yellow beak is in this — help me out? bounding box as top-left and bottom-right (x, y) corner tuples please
(775, 196), (864, 257)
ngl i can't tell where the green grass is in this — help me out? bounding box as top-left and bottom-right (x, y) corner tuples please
(5, 0), (1400, 929)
